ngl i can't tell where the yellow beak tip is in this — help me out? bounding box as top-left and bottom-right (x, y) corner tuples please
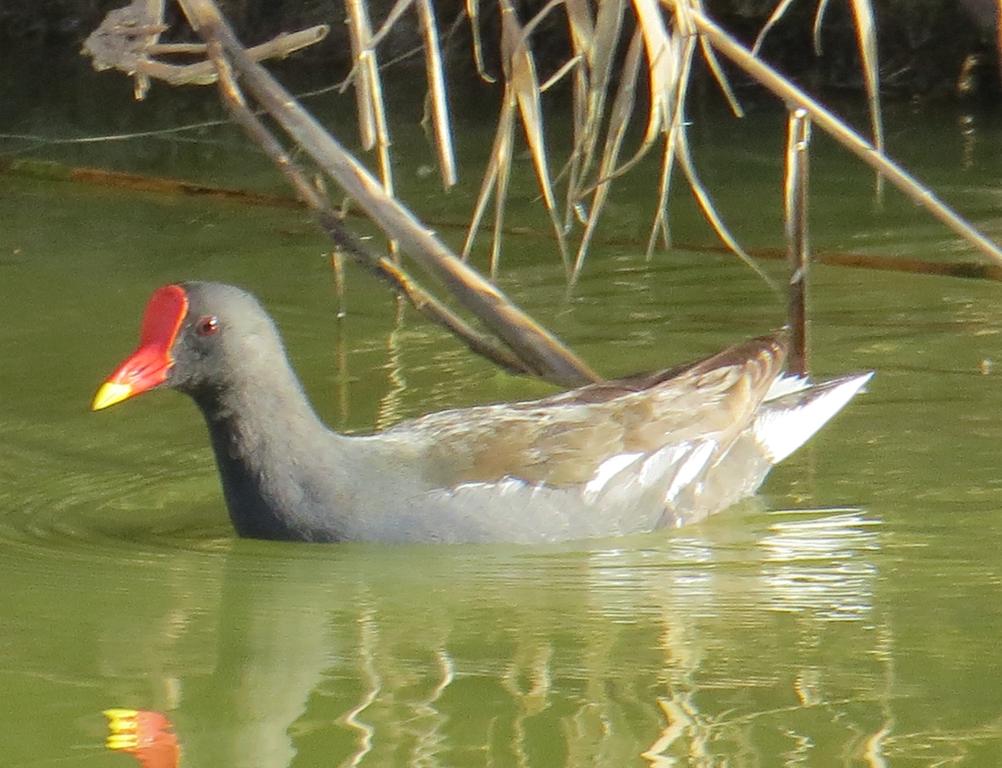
(106, 734), (140, 750)
(91, 382), (133, 411)
(103, 708), (138, 718)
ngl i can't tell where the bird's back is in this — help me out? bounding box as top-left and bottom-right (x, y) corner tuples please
(350, 335), (792, 542)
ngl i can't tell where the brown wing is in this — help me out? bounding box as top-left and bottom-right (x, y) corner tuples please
(382, 333), (788, 487)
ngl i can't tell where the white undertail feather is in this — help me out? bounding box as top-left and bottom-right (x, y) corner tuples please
(764, 373), (811, 401)
(754, 372), (873, 463)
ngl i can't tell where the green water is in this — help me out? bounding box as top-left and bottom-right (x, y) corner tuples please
(3, 69), (1002, 766)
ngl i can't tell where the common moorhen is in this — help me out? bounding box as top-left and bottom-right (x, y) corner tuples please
(92, 282), (872, 543)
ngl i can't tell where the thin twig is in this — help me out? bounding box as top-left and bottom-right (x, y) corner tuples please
(82, 1), (329, 90)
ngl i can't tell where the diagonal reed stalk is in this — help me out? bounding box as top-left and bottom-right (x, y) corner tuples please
(462, 0), (570, 276)
(177, 0), (600, 387)
(675, 3), (1002, 267)
(98, 0), (992, 282)
(753, 0), (883, 197)
(81, 0), (1002, 384)
(203, 36), (541, 380)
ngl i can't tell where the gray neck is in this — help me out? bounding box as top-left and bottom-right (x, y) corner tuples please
(191, 361), (352, 541)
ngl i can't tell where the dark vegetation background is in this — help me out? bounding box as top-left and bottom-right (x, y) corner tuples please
(1, 0), (999, 102)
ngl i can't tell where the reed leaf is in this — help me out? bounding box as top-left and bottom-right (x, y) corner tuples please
(847, 0), (885, 196)
(752, 0), (797, 55)
(538, 56), (581, 92)
(813, 0), (834, 54)
(489, 104), (516, 278)
(367, 0), (414, 48)
(561, 0), (591, 230)
(682, 0), (743, 118)
(461, 94), (515, 269)
(572, 28), (645, 281)
(592, 1), (675, 187)
(501, 0), (570, 274)
(465, 0), (496, 83)
(675, 2), (1002, 266)
(416, 0), (457, 188)
(676, 127), (776, 289)
(644, 0), (754, 270)
(632, 0), (677, 148)
(646, 26), (697, 259)
(753, 0), (884, 195)
(570, 0), (625, 215)
(698, 33), (745, 118)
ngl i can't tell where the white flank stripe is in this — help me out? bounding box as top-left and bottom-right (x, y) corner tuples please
(585, 452), (643, 495)
(665, 440), (716, 501)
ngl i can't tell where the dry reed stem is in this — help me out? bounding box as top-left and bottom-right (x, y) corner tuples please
(846, 0), (885, 197)
(501, 0), (570, 274)
(998, 2), (1002, 84)
(85, 0), (1001, 330)
(465, 0), (496, 83)
(345, 0), (397, 255)
(784, 109), (811, 377)
(674, 2), (1002, 267)
(201, 30), (539, 380)
(345, 0), (377, 150)
(177, 0), (600, 386)
(416, 0), (458, 188)
(82, 0), (329, 94)
(572, 28), (644, 282)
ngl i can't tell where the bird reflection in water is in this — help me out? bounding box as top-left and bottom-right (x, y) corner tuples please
(103, 708), (180, 768)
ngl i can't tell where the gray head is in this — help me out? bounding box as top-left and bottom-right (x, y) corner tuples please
(92, 282), (289, 410)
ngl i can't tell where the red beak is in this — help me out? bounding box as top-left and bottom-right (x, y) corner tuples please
(91, 285), (189, 411)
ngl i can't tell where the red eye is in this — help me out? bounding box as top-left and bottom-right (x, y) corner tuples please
(196, 315), (220, 336)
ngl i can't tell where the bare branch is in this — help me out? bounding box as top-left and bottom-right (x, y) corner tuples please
(202, 37), (537, 379)
(177, 0), (600, 386)
(82, 0), (328, 94)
